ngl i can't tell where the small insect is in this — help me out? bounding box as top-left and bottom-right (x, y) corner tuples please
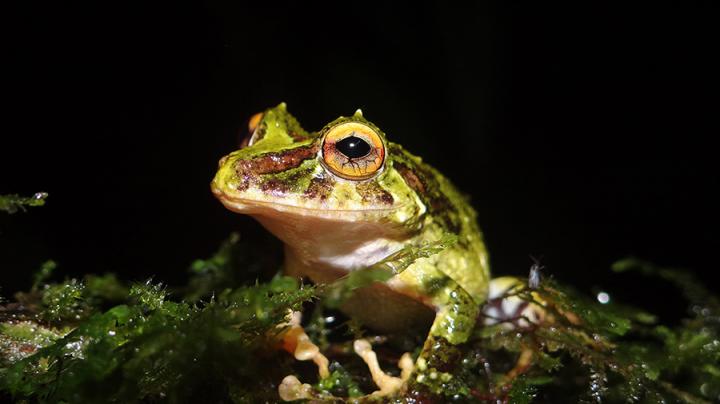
(528, 255), (545, 289)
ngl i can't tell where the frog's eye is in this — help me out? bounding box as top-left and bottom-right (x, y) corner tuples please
(322, 122), (385, 180)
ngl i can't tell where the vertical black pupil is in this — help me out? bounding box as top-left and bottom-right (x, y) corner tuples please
(336, 135), (372, 158)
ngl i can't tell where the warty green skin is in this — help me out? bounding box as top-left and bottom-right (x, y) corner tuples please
(211, 103), (490, 348)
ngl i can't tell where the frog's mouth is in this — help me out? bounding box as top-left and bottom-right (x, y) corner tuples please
(213, 191), (403, 221)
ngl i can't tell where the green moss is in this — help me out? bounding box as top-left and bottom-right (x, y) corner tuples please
(40, 279), (85, 322)
(0, 322), (66, 366)
(1, 273), (316, 403)
(317, 363), (363, 398)
(0, 192), (48, 214)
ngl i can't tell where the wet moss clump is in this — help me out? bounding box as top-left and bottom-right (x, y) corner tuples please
(1, 194), (719, 403)
(2, 262), (315, 402)
(0, 192), (48, 214)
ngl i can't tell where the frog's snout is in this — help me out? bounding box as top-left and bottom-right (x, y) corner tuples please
(217, 155), (229, 168)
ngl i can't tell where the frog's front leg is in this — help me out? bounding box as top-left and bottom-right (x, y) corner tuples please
(358, 267), (481, 395)
(408, 270), (480, 376)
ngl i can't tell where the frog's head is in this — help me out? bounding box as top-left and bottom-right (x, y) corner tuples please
(211, 104), (428, 257)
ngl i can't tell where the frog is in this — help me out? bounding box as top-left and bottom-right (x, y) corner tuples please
(211, 103), (542, 400)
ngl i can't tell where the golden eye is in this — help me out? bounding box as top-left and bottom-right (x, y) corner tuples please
(322, 122), (385, 180)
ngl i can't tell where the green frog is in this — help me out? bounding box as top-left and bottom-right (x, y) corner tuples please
(211, 103), (537, 399)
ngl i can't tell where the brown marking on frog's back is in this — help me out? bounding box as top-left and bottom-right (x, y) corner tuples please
(394, 159), (461, 234)
(394, 162), (425, 195)
(356, 181), (394, 206)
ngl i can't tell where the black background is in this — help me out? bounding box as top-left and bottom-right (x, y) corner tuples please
(2, 2), (718, 319)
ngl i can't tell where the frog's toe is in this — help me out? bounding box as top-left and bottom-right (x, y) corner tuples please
(353, 339), (413, 396)
(278, 375), (314, 402)
(279, 310), (330, 379)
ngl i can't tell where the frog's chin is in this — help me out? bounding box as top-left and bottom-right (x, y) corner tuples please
(213, 192), (414, 275)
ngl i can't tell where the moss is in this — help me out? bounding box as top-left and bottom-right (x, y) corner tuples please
(1, 272), (316, 402)
(317, 363), (363, 398)
(0, 322), (66, 366)
(0, 192), (48, 214)
(39, 279), (86, 322)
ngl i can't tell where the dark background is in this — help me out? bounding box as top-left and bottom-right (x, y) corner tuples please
(2, 2), (718, 319)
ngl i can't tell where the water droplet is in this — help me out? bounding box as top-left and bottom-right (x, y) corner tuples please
(596, 292), (610, 304)
(108, 330), (116, 336)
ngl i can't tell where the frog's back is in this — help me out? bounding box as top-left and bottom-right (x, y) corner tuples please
(388, 143), (490, 303)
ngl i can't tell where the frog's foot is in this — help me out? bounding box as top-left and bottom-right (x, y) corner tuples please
(353, 339), (414, 396)
(279, 311), (329, 379)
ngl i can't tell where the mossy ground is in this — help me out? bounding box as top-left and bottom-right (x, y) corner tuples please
(1, 194), (718, 403)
